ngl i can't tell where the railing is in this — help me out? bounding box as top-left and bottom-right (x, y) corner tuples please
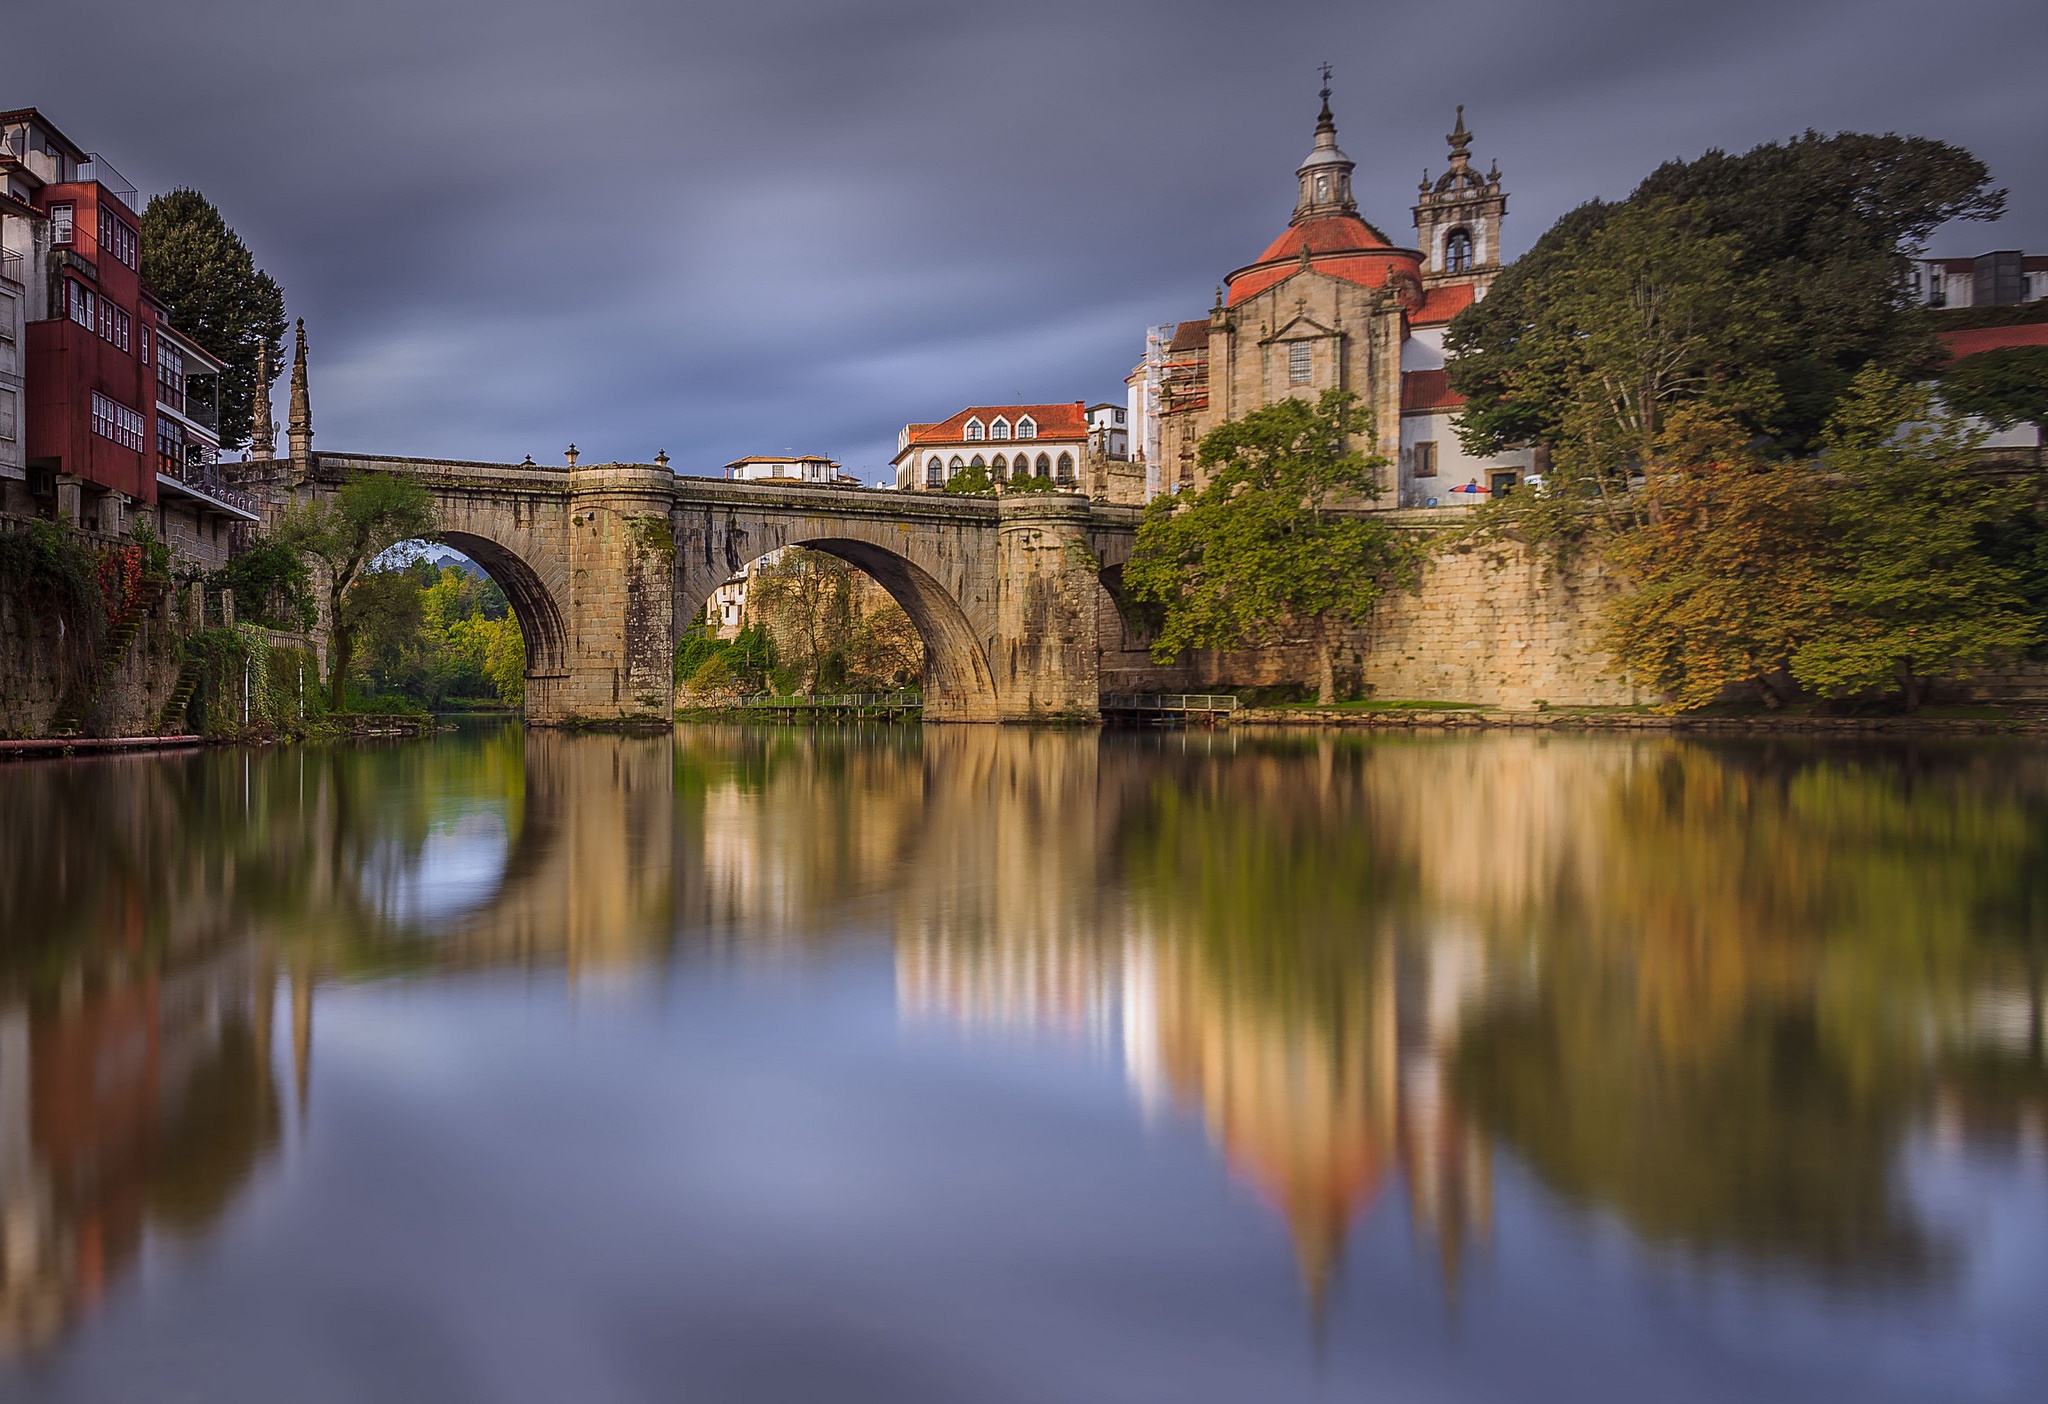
(78, 155), (137, 206)
(1101, 694), (1240, 728)
(1101, 694), (1239, 712)
(0, 248), (21, 285)
(160, 460), (260, 516)
(735, 692), (922, 711)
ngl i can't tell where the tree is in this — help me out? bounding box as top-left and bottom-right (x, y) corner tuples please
(1940, 347), (2048, 437)
(279, 475), (437, 710)
(1449, 132), (2003, 463)
(1603, 411), (1828, 710)
(1124, 390), (1421, 704)
(942, 462), (994, 494)
(746, 549), (856, 691)
(1789, 369), (2039, 708)
(140, 189), (287, 451)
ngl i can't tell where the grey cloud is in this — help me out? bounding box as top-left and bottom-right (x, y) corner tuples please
(14, 0), (2044, 469)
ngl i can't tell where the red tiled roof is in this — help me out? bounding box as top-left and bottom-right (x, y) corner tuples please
(1939, 324), (2048, 362)
(1168, 320), (1210, 352)
(1226, 215), (1422, 307)
(1408, 283), (1475, 328)
(1252, 214), (1392, 264)
(1400, 369), (1465, 413)
(903, 402), (1089, 448)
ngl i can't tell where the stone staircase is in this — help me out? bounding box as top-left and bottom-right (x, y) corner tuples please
(45, 596), (151, 737)
(155, 654), (203, 735)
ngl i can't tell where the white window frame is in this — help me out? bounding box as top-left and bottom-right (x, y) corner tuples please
(1288, 341), (1312, 384)
(964, 418), (985, 441)
(990, 417), (1010, 439)
(1017, 417), (1036, 440)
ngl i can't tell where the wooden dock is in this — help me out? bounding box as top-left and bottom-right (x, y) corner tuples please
(1100, 694), (1240, 729)
(729, 692), (923, 723)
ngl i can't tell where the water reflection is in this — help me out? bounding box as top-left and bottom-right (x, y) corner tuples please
(0, 726), (2044, 1389)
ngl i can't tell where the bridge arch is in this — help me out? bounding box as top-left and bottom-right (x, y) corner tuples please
(432, 529), (570, 677)
(795, 536), (1000, 720)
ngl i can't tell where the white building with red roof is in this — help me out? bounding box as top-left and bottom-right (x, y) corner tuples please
(1132, 86), (1533, 506)
(893, 402), (1092, 491)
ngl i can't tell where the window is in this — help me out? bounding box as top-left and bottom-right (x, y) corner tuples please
(0, 291), (14, 342)
(964, 418), (984, 441)
(990, 417), (1010, 439)
(1056, 452), (1074, 483)
(157, 414), (184, 472)
(992, 454), (1008, 476)
(1928, 269), (1947, 308)
(1114, 408), (1125, 424)
(1017, 417), (1036, 440)
(1412, 440), (1437, 478)
(0, 389), (15, 442)
(96, 299), (130, 352)
(66, 280), (94, 329)
(158, 341), (185, 411)
(50, 203), (73, 245)
(138, 324), (148, 363)
(98, 207), (138, 268)
(1445, 229), (1473, 273)
(1288, 341), (1311, 384)
(91, 391), (145, 452)
(1034, 452), (1050, 475)
(969, 454), (985, 468)
(926, 455), (944, 487)
(949, 454), (964, 470)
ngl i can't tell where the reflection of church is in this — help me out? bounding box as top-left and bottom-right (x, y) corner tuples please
(1131, 83), (1534, 506)
(897, 916), (1495, 1306)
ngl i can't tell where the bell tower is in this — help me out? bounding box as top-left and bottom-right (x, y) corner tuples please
(1291, 70), (1358, 225)
(1412, 107), (1507, 291)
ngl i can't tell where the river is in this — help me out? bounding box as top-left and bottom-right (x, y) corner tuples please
(0, 723), (2043, 1402)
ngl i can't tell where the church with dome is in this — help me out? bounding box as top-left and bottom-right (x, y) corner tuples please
(1129, 84), (1536, 506)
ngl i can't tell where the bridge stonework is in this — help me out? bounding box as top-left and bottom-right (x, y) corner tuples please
(291, 457), (1139, 725)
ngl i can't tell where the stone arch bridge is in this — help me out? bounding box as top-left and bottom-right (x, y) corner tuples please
(290, 454), (1149, 724)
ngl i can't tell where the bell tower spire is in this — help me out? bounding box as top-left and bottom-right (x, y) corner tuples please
(1412, 105), (1508, 290)
(1292, 67), (1358, 225)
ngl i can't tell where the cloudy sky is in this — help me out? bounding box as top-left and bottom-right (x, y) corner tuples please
(13, 0), (2046, 483)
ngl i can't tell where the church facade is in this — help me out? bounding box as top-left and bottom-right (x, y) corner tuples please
(1129, 89), (1535, 507)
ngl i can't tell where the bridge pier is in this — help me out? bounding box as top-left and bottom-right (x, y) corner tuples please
(994, 496), (1102, 722)
(537, 464), (677, 726)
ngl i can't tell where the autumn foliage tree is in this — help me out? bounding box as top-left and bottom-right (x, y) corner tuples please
(1125, 391), (1420, 704)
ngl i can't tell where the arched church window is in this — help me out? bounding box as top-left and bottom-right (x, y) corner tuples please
(991, 418), (1010, 439)
(926, 456), (944, 486)
(1055, 452), (1074, 482)
(1035, 452), (1051, 475)
(970, 454), (985, 469)
(950, 455), (964, 470)
(1445, 228), (1473, 273)
(992, 454), (1008, 476)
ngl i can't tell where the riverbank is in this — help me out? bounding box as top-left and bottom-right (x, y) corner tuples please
(1235, 704), (2048, 735)
(0, 712), (450, 760)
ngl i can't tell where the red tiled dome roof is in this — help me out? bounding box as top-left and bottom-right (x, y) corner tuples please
(1226, 214), (1423, 306)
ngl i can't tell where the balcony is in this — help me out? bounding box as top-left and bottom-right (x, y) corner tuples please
(157, 456), (260, 520)
(0, 248), (20, 285)
(78, 155), (137, 207)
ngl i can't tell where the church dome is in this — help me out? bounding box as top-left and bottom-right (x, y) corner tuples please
(1224, 84), (1424, 307)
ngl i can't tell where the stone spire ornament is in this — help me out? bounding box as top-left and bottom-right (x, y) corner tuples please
(288, 318), (313, 472)
(1291, 65), (1358, 224)
(249, 339), (276, 460)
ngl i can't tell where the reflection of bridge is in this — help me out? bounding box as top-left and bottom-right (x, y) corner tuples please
(280, 454), (1148, 724)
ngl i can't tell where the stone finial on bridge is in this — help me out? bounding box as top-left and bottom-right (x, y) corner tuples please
(250, 339), (276, 460)
(288, 319), (312, 474)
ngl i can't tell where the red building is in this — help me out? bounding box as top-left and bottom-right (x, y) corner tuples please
(0, 109), (253, 562)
